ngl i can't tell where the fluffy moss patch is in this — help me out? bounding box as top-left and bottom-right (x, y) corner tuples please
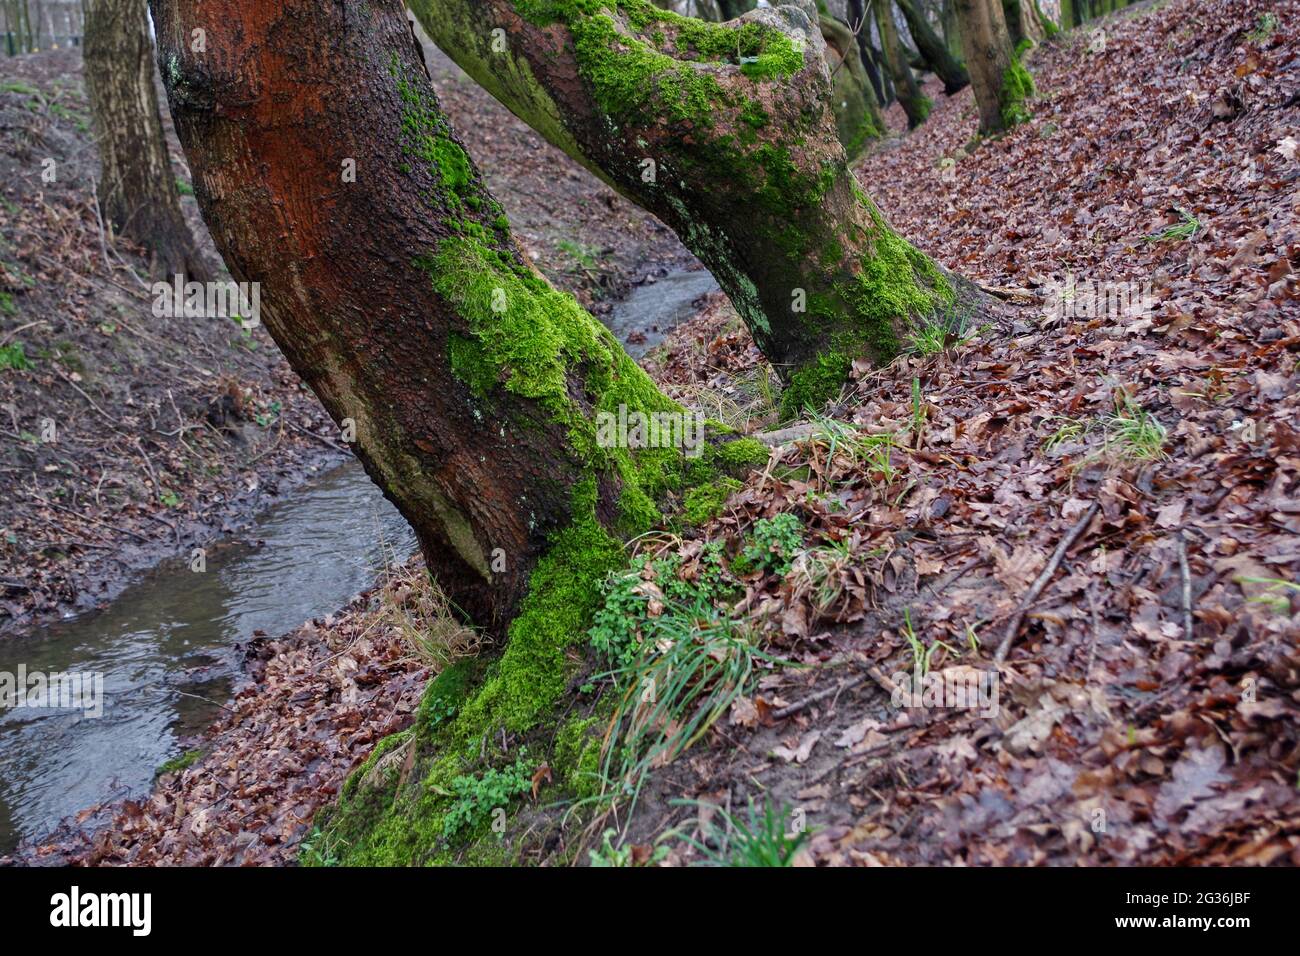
(999, 57), (1035, 128)
(682, 476), (742, 525)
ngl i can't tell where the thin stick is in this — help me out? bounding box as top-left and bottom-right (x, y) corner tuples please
(994, 502), (1100, 665)
(1176, 533), (1194, 642)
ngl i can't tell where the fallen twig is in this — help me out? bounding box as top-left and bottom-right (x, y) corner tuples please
(994, 502), (1101, 665)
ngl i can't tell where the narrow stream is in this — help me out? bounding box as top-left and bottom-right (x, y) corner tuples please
(606, 269), (720, 359)
(0, 461), (416, 855)
(0, 266), (711, 857)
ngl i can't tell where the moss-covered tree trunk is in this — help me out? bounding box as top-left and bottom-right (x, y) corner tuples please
(413, 0), (983, 410)
(895, 0), (969, 93)
(955, 0), (1031, 134)
(83, 0), (208, 279)
(873, 0), (930, 128)
(148, 0), (715, 649)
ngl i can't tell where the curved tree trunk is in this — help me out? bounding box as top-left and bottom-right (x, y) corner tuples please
(147, 0), (705, 644)
(896, 0), (970, 93)
(411, 0), (983, 410)
(955, 0), (1031, 134)
(873, 0), (930, 128)
(83, 0), (208, 279)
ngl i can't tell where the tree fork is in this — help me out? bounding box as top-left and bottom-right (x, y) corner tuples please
(412, 0), (985, 408)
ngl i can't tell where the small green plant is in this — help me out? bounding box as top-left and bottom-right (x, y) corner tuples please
(0, 291), (15, 316)
(910, 377), (927, 438)
(900, 608), (956, 676)
(159, 489), (181, 508)
(1238, 576), (1299, 614)
(0, 81), (38, 96)
(0, 342), (31, 371)
(1103, 394), (1167, 461)
(155, 748), (203, 777)
(587, 829), (669, 867)
(1043, 416), (1089, 451)
(441, 755), (533, 843)
(556, 238), (598, 270)
(299, 825), (345, 866)
(673, 798), (809, 867)
(175, 176), (195, 196)
(589, 540), (735, 668)
(738, 513), (804, 576)
(1247, 11), (1279, 42)
(1144, 206), (1201, 243)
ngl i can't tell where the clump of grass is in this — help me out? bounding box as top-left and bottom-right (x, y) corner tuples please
(1103, 393), (1168, 462)
(373, 564), (482, 671)
(900, 608), (956, 677)
(671, 798), (809, 867)
(1042, 416), (1089, 452)
(1144, 206), (1201, 243)
(1237, 576), (1299, 614)
(805, 411), (899, 485)
(0, 342), (31, 371)
(598, 607), (781, 814)
(787, 537), (875, 620)
(1247, 11), (1279, 42)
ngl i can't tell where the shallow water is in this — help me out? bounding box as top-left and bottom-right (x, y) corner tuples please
(605, 269), (720, 359)
(0, 461), (416, 854)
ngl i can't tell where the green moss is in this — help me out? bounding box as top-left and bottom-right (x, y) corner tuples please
(999, 57), (1035, 128)
(682, 476), (742, 525)
(553, 714), (604, 798)
(514, 0), (802, 128)
(780, 352), (850, 417)
(155, 749), (203, 777)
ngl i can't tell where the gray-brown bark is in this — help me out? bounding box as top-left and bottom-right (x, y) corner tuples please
(954, 0), (1026, 134)
(896, 0), (970, 93)
(874, 0), (930, 128)
(83, 0), (208, 279)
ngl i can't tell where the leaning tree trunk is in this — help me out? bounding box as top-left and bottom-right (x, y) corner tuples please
(83, 0), (208, 279)
(955, 0), (1032, 134)
(873, 0), (930, 128)
(412, 0), (984, 411)
(846, 0), (890, 105)
(148, 0), (708, 656)
(896, 0), (970, 93)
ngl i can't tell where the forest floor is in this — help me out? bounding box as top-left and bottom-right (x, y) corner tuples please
(8, 0), (1300, 866)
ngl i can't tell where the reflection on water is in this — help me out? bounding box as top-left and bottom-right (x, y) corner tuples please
(0, 460), (417, 855)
